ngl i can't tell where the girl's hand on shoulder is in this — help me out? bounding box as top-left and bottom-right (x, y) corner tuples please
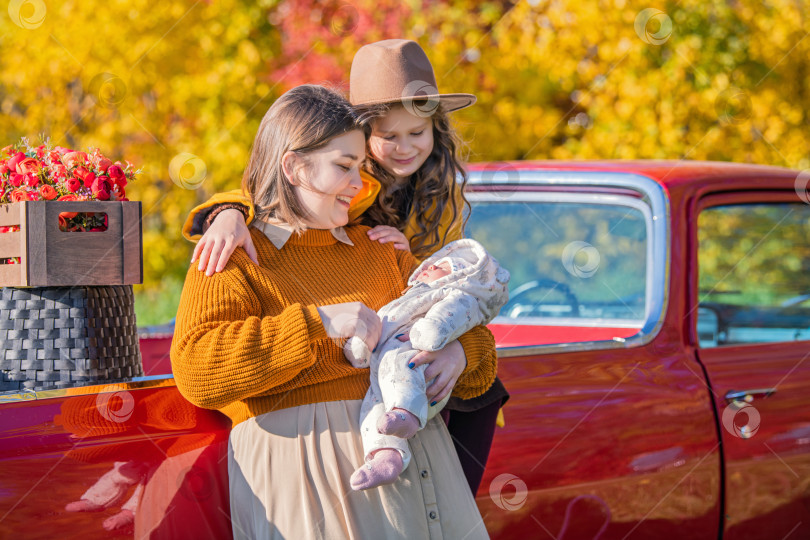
(317, 302), (382, 353)
(409, 340), (467, 404)
(191, 209), (259, 277)
(367, 225), (410, 252)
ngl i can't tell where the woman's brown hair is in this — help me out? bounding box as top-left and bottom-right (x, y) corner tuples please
(242, 84), (360, 231)
(355, 103), (470, 259)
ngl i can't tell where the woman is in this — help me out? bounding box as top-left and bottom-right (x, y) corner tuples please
(184, 40), (509, 494)
(170, 84), (494, 539)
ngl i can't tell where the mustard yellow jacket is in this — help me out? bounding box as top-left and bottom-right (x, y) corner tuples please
(182, 170), (465, 260)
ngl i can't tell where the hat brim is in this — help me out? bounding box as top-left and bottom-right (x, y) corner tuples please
(352, 93), (477, 113)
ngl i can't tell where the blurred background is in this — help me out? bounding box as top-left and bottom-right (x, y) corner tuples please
(2, 0), (809, 324)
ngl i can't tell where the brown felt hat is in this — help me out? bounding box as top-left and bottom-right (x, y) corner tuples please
(349, 39), (477, 115)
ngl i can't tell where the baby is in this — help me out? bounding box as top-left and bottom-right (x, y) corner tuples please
(346, 238), (510, 490)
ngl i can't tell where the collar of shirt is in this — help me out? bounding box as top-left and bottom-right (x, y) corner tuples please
(251, 219), (354, 250)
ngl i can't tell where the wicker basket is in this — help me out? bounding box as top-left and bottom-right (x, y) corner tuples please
(0, 285), (143, 392)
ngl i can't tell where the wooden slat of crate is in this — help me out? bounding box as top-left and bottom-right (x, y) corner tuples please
(121, 202), (143, 284)
(38, 201), (123, 286)
(0, 202), (27, 286)
(0, 263), (24, 285)
(0, 203), (22, 227)
(26, 201), (46, 285)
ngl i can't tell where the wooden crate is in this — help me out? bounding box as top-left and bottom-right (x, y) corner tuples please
(0, 201), (142, 287)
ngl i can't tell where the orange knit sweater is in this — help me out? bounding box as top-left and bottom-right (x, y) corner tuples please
(170, 224), (497, 426)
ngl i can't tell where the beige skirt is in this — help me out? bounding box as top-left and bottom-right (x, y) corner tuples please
(227, 399), (489, 540)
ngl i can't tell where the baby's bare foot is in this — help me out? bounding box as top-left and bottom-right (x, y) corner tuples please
(350, 449), (404, 491)
(377, 408), (419, 438)
(103, 509), (134, 532)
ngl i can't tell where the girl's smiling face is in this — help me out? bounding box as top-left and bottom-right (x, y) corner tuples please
(286, 130), (366, 229)
(367, 107), (434, 184)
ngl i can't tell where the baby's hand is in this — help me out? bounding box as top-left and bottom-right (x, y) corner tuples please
(367, 226), (410, 251)
(344, 336), (371, 369)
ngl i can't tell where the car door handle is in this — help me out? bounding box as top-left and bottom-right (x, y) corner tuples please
(724, 388), (777, 403)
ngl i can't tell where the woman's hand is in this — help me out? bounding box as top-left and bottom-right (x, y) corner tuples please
(367, 225), (410, 251)
(317, 302), (382, 353)
(409, 340), (467, 404)
(191, 209), (259, 276)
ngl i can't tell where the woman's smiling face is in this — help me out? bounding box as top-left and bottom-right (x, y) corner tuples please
(367, 107), (434, 184)
(288, 130), (366, 229)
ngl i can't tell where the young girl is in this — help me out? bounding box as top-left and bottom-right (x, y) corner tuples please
(171, 84), (494, 539)
(184, 39), (509, 494)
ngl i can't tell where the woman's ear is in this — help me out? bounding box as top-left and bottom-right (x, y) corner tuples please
(281, 151), (299, 185)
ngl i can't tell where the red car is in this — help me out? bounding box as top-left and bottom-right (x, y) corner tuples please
(2, 161), (809, 539)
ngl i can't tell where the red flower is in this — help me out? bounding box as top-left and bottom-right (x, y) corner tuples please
(0, 162), (8, 175)
(7, 152), (25, 172)
(93, 155), (112, 172)
(66, 176), (82, 192)
(39, 184), (58, 200)
(9, 173), (24, 187)
(74, 166), (95, 188)
(107, 165), (125, 181)
(92, 177), (112, 200)
(9, 189), (28, 202)
(1, 145), (14, 156)
(62, 151), (87, 169)
(91, 176), (111, 192)
(16, 157), (42, 175)
(25, 173), (40, 188)
(54, 146), (71, 155)
(51, 164), (67, 179)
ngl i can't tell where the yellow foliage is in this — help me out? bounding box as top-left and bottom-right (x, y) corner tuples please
(2, 0), (809, 323)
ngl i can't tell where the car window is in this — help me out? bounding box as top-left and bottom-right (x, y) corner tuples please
(466, 193), (651, 327)
(697, 203), (810, 347)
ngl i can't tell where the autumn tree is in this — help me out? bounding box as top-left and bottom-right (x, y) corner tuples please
(1, 0), (808, 323)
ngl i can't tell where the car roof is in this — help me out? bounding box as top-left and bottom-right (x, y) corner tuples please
(467, 160), (800, 191)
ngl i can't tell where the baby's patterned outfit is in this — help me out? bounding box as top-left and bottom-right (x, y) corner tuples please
(344, 239), (510, 470)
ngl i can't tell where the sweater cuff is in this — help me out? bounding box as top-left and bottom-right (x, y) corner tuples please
(304, 305), (328, 341)
(202, 203), (250, 234)
(453, 326), (497, 400)
(457, 328), (485, 374)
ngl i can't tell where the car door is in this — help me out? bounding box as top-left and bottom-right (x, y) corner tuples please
(0, 379), (232, 539)
(465, 170), (721, 539)
(692, 191), (810, 540)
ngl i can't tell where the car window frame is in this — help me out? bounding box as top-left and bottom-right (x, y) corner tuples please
(689, 189), (810, 350)
(466, 170), (670, 358)
(466, 191), (654, 328)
